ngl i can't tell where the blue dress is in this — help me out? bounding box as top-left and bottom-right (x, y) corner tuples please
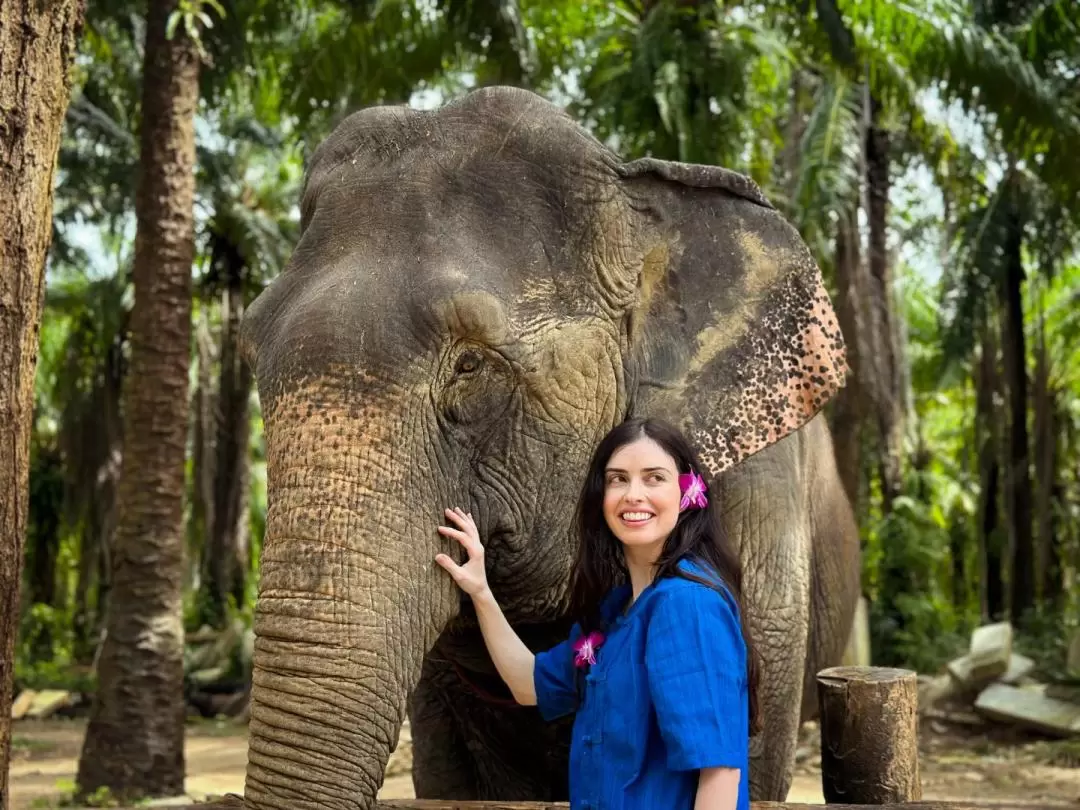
(533, 557), (750, 810)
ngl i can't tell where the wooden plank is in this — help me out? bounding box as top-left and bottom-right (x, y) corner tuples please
(133, 799), (1075, 810)
(377, 804), (1073, 810)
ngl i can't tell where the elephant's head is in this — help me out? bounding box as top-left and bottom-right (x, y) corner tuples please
(239, 86), (845, 809)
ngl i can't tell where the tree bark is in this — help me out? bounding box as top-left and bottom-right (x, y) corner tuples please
(208, 259), (252, 617)
(191, 311), (216, 594)
(817, 666), (921, 804)
(75, 0), (200, 799)
(976, 323), (1005, 621)
(999, 193), (1034, 622)
(829, 204), (867, 513)
(864, 92), (904, 509)
(66, 334), (124, 662)
(0, 2), (86, 805)
(1032, 321), (1054, 603)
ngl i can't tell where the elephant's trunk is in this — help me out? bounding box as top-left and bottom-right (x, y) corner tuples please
(242, 398), (457, 810)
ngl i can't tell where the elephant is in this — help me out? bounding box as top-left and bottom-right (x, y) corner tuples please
(238, 85), (861, 810)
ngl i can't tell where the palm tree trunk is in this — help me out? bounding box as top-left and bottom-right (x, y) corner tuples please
(999, 194), (1034, 622)
(209, 259), (253, 614)
(70, 339), (124, 663)
(976, 322), (1005, 621)
(191, 311), (216, 596)
(1032, 317), (1054, 603)
(830, 204), (867, 512)
(865, 92), (904, 508)
(75, 0), (200, 799)
(0, 2), (85, 804)
(27, 443), (64, 658)
(1047, 396), (1071, 605)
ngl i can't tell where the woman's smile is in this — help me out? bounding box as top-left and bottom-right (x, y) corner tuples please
(619, 509), (656, 527)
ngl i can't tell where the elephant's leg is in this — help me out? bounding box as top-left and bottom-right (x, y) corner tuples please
(717, 434), (811, 802)
(745, 549), (809, 802)
(409, 654), (480, 799)
(801, 417), (862, 722)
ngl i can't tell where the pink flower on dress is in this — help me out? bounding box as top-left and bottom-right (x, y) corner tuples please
(573, 632), (605, 668)
(679, 471), (708, 511)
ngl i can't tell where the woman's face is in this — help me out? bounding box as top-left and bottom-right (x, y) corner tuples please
(602, 437), (682, 562)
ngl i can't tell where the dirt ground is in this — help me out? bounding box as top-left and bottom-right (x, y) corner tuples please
(8, 717), (1080, 808)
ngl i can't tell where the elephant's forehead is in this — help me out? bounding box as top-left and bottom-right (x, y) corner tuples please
(244, 203), (607, 401)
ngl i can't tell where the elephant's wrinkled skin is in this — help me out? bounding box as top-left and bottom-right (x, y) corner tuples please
(239, 86), (860, 810)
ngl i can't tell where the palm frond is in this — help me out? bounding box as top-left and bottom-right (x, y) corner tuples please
(937, 174), (1015, 369)
(840, 0), (1080, 197)
(788, 72), (863, 257)
(576, 1), (792, 170)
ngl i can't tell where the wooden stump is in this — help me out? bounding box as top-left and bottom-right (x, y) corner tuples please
(817, 665), (921, 804)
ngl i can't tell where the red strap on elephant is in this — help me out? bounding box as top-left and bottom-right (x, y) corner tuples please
(450, 660), (526, 710)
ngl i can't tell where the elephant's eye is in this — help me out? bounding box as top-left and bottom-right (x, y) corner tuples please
(454, 350), (484, 377)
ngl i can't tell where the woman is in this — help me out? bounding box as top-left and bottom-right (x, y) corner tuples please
(436, 417), (761, 810)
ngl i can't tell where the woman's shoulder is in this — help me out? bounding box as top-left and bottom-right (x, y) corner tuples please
(652, 557), (740, 616)
(644, 557), (748, 663)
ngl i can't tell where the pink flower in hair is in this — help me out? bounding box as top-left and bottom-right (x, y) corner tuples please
(679, 471), (708, 511)
(573, 632), (605, 668)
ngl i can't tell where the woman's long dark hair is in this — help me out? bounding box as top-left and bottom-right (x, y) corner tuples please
(566, 417), (762, 735)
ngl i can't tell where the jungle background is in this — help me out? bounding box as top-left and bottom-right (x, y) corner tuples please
(4, 0), (1080, 807)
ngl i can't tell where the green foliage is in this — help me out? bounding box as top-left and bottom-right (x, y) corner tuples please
(167, 0), (227, 59)
(574, 1), (793, 170)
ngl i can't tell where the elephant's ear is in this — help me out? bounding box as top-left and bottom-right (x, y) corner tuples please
(616, 157), (848, 477)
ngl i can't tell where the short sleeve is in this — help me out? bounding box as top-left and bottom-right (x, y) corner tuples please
(532, 626), (581, 721)
(645, 582), (748, 771)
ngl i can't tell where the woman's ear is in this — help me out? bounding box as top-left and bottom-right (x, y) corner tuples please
(616, 158), (847, 476)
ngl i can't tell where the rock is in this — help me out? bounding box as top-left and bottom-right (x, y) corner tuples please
(947, 622), (1013, 689)
(970, 621), (1013, 673)
(25, 690), (73, 719)
(947, 653), (1006, 690)
(11, 690), (36, 720)
(918, 673), (961, 712)
(1000, 653), (1036, 685)
(974, 682), (1080, 738)
(1045, 683), (1080, 704)
(924, 708), (987, 727)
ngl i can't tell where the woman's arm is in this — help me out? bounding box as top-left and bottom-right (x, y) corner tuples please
(436, 508), (537, 706)
(470, 588), (537, 705)
(695, 766), (740, 810)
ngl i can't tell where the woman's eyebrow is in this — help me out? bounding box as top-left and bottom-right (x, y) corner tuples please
(604, 466), (671, 473)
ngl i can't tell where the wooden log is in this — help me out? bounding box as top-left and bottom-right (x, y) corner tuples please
(138, 801), (1074, 810)
(817, 665), (921, 804)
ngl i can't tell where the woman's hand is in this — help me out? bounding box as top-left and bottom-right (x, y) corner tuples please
(435, 507), (491, 598)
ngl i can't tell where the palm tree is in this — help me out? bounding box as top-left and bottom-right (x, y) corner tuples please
(75, 0), (202, 798)
(189, 112), (300, 624)
(0, 2), (86, 804)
